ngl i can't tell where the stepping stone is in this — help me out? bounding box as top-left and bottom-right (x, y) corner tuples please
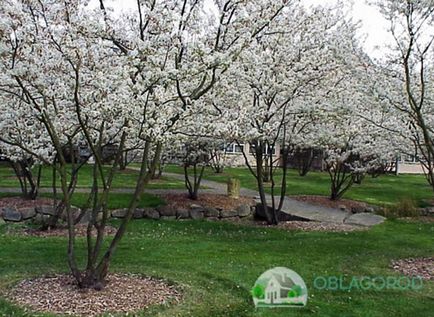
(2, 207), (22, 222)
(344, 213), (386, 227)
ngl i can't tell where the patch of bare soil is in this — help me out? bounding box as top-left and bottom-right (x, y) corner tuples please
(0, 196), (55, 209)
(391, 258), (434, 281)
(291, 195), (367, 210)
(18, 224), (118, 238)
(160, 193), (254, 211)
(226, 217), (366, 232)
(7, 274), (181, 317)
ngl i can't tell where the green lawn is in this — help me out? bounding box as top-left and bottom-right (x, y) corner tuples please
(0, 163), (185, 190)
(0, 192), (164, 209)
(0, 219), (433, 316)
(165, 165), (434, 207)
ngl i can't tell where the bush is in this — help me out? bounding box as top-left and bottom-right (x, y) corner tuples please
(378, 198), (420, 219)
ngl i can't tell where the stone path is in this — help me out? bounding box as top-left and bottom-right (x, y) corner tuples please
(162, 173), (385, 226)
(0, 171), (385, 227)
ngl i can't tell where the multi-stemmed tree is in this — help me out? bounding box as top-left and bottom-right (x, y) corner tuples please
(372, 0), (434, 189)
(0, 0), (292, 289)
(216, 3), (364, 224)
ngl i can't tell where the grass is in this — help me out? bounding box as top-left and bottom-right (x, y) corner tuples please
(0, 192), (164, 209)
(165, 165), (434, 207)
(0, 219), (433, 316)
(0, 163), (185, 190)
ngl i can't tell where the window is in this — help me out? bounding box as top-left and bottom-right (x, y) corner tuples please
(250, 143), (276, 155)
(225, 143), (244, 154)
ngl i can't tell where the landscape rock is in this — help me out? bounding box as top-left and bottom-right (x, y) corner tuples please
(36, 205), (57, 216)
(204, 207), (220, 218)
(160, 216), (176, 220)
(19, 207), (36, 220)
(220, 209), (238, 218)
(351, 204), (368, 214)
(176, 209), (190, 219)
(143, 208), (160, 220)
(133, 209), (144, 219)
(236, 204), (251, 217)
(0, 217), (5, 225)
(2, 207), (22, 222)
(157, 205), (177, 217)
(338, 205), (347, 212)
(111, 209), (128, 218)
(344, 213), (386, 227)
(189, 209), (204, 220)
(32, 214), (51, 226)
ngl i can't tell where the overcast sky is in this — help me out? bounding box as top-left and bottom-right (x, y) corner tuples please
(90, 0), (391, 59)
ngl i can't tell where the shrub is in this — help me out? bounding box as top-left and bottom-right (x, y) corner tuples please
(378, 198), (420, 219)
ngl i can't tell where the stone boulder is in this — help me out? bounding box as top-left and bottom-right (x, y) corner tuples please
(143, 208), (160, 220)
(111, 209), (128, 218)
(2, 207), (22, 222)
(220, 209), (238, 218)
(19, 207), (36, 220)
(36, 205), (57, 216)
(189, 209), (204, 220)
(176, 209), (190, 219)
(157, 205), (177, 217)
(204, 207), (220, 218)
(236, 204), (252, 217)
(133, 209), (144, 219)
(351, 204), (368, 214)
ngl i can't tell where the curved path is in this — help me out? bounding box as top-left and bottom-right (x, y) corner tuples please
(0, 171), (385, 226)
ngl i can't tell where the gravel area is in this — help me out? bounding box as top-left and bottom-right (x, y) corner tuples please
(391, 258), (434, 281)
(6, 274), (181, 316)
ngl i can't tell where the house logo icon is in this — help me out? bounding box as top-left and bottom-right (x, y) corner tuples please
(252, 267), (308, 308)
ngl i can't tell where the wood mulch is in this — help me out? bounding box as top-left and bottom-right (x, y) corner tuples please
(0, 196), (55, 209)
(391, 258), (434, 281)
(291, 195), (368, 210)
(17, 224), (118, 238)
(6, 273), (181, 317)
(159, 193), (254, 211)
(226, 218), (366, 232)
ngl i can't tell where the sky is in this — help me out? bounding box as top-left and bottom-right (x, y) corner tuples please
(89, 0), (392, 59)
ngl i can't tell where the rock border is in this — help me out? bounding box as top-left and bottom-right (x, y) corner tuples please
(0, 203), (254, 224)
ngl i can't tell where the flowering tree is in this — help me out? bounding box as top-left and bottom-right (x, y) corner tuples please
(217, 3), (363, 224)
(372, 0), (434, 189)
(0, 0), (291, 289)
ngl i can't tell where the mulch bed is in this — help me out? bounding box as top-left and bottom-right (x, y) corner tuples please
(400, 216), (434, 223)
(391, 258), (434, 281)
(6, 274), (181, 316)
(291, 195), (367, 210)
(225, 218), (366, 232)
(159, 193), (255, 211)
(0, 196), (55, 209)
(17, 224), (118, 238)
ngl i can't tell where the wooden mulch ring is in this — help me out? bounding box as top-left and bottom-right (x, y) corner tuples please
(0, 196), (55, 209)
(291, 195), (368, 211)
(391, 258), (434, 281)
(159, 193), (254, 211)
(6, 273), (181, 316)
(9, 224), (118, 238)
